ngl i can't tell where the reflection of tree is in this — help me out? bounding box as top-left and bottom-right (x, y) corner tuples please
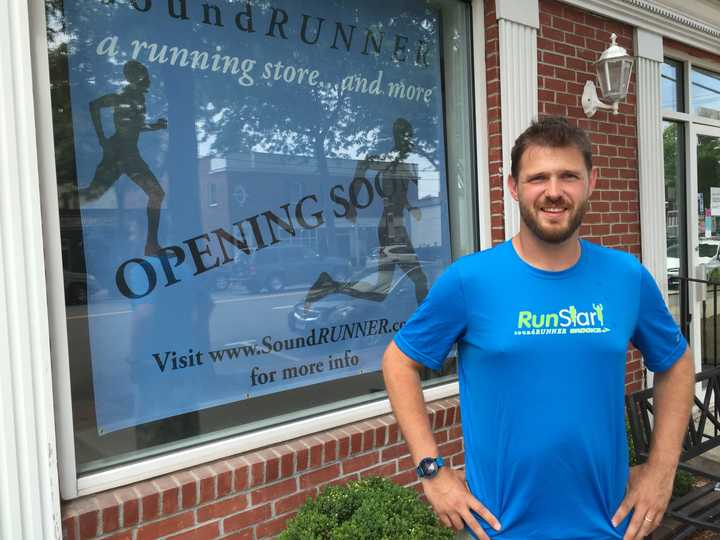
(203, 7), (443, 168)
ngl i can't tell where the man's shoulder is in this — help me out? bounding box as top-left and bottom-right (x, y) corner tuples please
(446, 242), (511, 280)
(581, 239), (643, 277)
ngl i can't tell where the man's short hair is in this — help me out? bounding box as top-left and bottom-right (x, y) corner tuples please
(510, 116), (593, 179)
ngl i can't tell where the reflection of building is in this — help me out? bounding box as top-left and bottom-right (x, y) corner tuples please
(198, 152), (445, 267)
(6, 0), (720, 537)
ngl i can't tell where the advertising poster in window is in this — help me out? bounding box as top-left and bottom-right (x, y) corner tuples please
(61, 0), (452, 434)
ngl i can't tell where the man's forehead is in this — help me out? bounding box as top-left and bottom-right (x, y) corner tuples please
(519, 144), (588, 174)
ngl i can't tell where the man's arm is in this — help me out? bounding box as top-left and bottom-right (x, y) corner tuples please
(382, 341), (501, 539)
(612, 346), (695, 540)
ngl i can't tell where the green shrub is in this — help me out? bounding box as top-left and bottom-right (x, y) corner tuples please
(626, 415), (638, 466)
(279, 476), (454, 540)
(673, 469), (695, 497)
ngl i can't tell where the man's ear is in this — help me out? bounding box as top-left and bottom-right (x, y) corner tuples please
(508, 174), (519, 201)
(588, 167), (598, 197)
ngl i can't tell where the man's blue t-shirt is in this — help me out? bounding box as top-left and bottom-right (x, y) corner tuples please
(394, 239), (687, 540)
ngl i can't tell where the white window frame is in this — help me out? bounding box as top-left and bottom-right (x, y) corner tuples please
(661, 50), (720, 378)
(29, 0), (489, 499)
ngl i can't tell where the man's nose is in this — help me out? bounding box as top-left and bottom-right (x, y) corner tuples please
(544, 177), (563, 199)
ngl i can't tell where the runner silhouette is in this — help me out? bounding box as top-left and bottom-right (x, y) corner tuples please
(79, 60), (166, 256)
(305, 118), (428, 308)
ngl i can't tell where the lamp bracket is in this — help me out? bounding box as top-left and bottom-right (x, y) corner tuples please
(581, 80), (617, 118)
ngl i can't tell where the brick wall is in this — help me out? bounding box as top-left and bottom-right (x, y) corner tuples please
(62, 399), (462, 540)
(664, 37), (720, 64)
(485, 2), (504, 246)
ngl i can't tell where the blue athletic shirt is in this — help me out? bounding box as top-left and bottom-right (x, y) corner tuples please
(394, 239), (687, 540)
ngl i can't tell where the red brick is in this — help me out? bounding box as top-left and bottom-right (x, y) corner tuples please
(122, 498), (139, 528)
(257, 512), (296, 539)
(167, 521), (220, 540)
(432, 409), (446, 430)
(97, 494), (119, 534)
(211, 463), (233, 498)
(137, 511), (194, 540)
(252, 477), (298, 505)
(391, 469), (418, 487)
(350, 430), (363, 453)
(362, 428), (374, 451)
(136, 484), (160, 521)
(538, 63), (555, 77)
(295, 445), (310, 472)
(387, 424), (400, 444)
(154, 477), (180, 515)
(374, 425), (388, 446)
(265, 453), (280, 482)
(222, 530), (254, 540)
(62, 516), (77, 540)
(381, 442), (409, 461)
(234, 463), (249, 492)
(552, 16), (574, 32)
(104, 533), (132, 540)
(195, 468), (216, 504)
(446, 407), (457, 426)
(279, 450), (294, 478)
(197, 493), (248, 522)
(398, 456), (417, 471)
(78, 510), (98, 540)
(540, 27), (564, 42)
(554, 42), (575, 56)
(223, 528), (255, 540)
(343, 452), (380, 474)
(275, 488), (317, 515)
(175, 476), (197, 509)
(299, 464), (341, 489)
(309, 440), (323, 467)
(452, 453), (466, 467)
(224, 504), (272, 532)
(250, 458), (266, 487)
(434, 430), (449, 445)
(440, 439), (464, 457)
(544, 78), (566, 92)
(361, 461), (397, 478)
(337, 435), (350, 459)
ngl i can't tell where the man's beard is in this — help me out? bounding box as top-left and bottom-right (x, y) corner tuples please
(518, 197), (588, 244)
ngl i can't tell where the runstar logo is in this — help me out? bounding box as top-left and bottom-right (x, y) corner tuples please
(514, 303), (610, 336)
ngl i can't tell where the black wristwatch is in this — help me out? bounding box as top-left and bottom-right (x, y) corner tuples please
(416, 456), (445, 479)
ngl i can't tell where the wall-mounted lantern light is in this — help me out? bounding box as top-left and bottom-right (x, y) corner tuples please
(582, 33), (634, 118)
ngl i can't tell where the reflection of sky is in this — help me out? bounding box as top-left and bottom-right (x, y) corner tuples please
(692, 67), (720, 118)
(661, 61), (681, 112)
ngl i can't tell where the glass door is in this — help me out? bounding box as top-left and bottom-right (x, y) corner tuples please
(689, 124), (720, 370)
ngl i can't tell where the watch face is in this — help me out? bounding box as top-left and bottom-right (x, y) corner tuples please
(418, 457), (441, 478)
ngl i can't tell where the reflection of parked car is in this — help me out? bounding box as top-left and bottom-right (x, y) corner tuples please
(218, 245), (353, 293)
(667, 240), (720, 290)
(64, 270), (100, 305)
(288, 262), (441, 333)
(365, 244), (419, 268)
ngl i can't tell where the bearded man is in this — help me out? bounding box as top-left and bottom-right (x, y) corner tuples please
(382, 116), (695, 540)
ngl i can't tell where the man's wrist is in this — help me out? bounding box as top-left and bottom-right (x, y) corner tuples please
(416, 456), (445, 479)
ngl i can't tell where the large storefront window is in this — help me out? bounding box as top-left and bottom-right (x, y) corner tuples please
(45, 0), (477, 474)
